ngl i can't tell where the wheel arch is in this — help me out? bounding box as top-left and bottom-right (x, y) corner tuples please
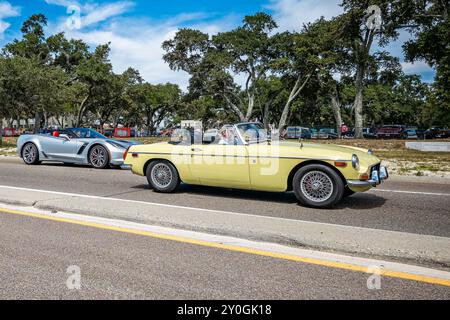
(287, 160), (347, 191)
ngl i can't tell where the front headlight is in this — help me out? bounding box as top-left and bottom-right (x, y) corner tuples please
(352, 154), (360, 170)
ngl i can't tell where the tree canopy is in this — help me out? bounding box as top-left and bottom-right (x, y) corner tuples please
(1, 3), (449, 139)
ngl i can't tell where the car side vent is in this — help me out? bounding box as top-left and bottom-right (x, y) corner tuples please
(77, 143), (89, 155)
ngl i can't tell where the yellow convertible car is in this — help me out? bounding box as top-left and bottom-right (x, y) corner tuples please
(124, 123), (388, 208)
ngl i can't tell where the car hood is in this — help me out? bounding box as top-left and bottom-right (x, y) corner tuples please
(277, 141), (378, 163)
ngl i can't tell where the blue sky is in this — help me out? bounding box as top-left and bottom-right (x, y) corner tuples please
(0, 0), (435, 89)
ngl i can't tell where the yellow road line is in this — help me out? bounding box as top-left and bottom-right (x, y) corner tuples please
(1, 207), (450, 287)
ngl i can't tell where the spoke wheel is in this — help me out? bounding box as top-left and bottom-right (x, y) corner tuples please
(151, 163), (173, 189)
(146, 160), (180, 193)
(293, 164), (344, 208)
(89, 145), (109, 169)
(22, 143), (40, 165)
(300, 171), (334, 203)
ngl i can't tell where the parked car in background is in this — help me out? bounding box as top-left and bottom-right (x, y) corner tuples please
(318, 128), (338, 139)
(405, 127), (427, 139)
(422, 127), (450, 139)
(363, 128), (378, 139)
(376, 125), (407, 139)
(310, 128), (319, 139)
(2, 128), (20, 137)
(286, 127), (312, 139)
(203, 129), (219, 143)
(103, 129), (114, 138)
(159, 129), (174, 137)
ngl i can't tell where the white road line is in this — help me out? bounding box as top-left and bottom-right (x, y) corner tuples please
(1, 184), (450, 238)
(1, 202), (449, 283)
(372, 189), (450, 197)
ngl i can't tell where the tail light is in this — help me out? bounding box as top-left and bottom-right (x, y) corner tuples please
(123, 147), (130, 160)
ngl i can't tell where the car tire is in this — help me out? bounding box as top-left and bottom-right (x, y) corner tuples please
(146, 160), (180, 193)
(89, 145), (110, 169)
(22, 143), (41, 165)
(293, 164), (345, 208)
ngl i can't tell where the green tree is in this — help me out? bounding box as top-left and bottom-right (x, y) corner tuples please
(402, 0), (450, 122)
(129, 82), (181, 134)
(71, 44), (114, 126)
(340, 0), (409, 138)
(163, 13), (278, 122)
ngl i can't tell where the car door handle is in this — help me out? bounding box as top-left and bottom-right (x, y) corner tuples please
(191, 148), (202, 152)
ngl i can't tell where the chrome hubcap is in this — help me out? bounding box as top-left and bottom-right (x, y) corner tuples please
(151, 163), (173, 188)
(300, 171), (334, 203)
(90, 146), (107, 167)
(23, 144), (37, 163)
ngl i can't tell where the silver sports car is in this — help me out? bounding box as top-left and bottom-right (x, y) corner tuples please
(17, 128), (141, 169)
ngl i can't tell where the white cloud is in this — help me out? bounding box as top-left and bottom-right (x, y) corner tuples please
(45, 0), (77, 6)
(57, 13), (239, 90)
(267, 0), (343, 32)
(402, 61), (433, 74)
(269, 0), (435, 79)
(46, 0), (134, 29)
(82, 2), (134, 27)
(0, 1), (20, 38)
(45, 0), (433, 89)
(0, 1), (20, 18)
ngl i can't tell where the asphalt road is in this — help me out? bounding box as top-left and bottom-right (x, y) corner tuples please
(0, 157), (449, 237)
(1, 210), (449, 299)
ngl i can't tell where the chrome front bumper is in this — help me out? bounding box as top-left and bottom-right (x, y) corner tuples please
(347, 166), (389, 192)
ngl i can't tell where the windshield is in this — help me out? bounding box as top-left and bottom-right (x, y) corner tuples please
(68, 128), (106, 139)
(236, 123), (268, 144)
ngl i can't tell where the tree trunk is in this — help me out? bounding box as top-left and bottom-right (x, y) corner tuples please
(0, 120), (3, 147)
(330, 93), (343, 138)
(223, 94), (245, 121)
(34, 111), (41, 134)
(354, 65), (364, 139)
(278, 98), (293, 132)
(245, 93), (255, 121)
(76, 95), (90, 127)
(76, 87), (93, 127)
(278, 73), (312, 131)
(263, 100), (270, 129)
(43, 112), (48, 128)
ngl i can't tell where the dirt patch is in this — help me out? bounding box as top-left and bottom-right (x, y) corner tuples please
(318, 139), (450, 178)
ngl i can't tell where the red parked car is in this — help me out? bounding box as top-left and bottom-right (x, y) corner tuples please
(376, 125), (407, 139)
(423, 127), (450, 139)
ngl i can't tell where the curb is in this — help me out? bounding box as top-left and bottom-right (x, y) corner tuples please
(0, 186), (449, 268)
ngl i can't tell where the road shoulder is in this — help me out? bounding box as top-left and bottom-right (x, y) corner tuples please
(0, 185), (449, 269)
(1, 203), (450, 288)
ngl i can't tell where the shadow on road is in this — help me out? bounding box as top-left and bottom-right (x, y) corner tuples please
(131, 183), (387, 208)
(35, 162), (123, 170)
(336, 193), (387, 210)
(131, 183), (298, 204)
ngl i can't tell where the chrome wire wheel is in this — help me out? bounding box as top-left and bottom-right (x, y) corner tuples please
(23, 143), (38, 164)
(151, 163), (173, 189)
(90, 146), (108, 168)
(300, 171), (334, 203)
